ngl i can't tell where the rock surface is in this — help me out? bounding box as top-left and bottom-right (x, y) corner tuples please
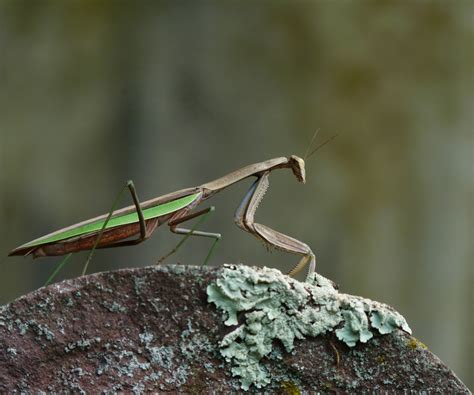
(0, 264), (470, 393)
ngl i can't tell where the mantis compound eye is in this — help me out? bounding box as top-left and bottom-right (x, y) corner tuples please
(289, 155), (306, 184)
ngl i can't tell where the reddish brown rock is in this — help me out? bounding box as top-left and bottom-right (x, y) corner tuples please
(0, 265), (469, 393)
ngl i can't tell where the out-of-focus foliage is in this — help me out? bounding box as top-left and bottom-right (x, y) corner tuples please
(0, 0), (472, 387)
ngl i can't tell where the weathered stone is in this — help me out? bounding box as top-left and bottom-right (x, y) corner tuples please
(0, 265), (469, 393)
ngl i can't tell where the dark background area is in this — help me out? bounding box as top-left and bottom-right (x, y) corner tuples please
(0, 1), (472, 387)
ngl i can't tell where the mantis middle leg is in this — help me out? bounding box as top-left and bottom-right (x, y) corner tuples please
(234, 172), (316, 279)
(156, 206), (221, 266)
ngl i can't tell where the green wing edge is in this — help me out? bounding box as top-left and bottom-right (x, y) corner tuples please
(21, 193), (200, 248)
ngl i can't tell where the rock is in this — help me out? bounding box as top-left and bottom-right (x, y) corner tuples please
(0, 264), (469, 393)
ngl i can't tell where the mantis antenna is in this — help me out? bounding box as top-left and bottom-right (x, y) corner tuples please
(304, 132), (338, 161)
(303, 129), (320, 160)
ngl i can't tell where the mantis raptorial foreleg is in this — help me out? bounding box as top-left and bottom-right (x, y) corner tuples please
(156, 206), (221, 266)
(234, 172), (316, 278)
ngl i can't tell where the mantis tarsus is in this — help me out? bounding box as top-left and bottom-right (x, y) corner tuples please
(9, 141), (333, 281)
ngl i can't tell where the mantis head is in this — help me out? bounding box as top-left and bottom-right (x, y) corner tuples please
(294, 132), (337, 185)
(288, 155), (306, 184)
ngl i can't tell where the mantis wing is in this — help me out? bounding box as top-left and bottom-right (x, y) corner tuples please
(9, 193), (200, 254)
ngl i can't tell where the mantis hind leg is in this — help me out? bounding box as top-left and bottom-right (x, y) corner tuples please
(44, 253), (73, 287)
(234, 172), (316, 280)
(81, 180), (147, 276)
(156, 206), (221, 266)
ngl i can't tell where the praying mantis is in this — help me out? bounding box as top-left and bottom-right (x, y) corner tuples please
(9, 137), (333, 282)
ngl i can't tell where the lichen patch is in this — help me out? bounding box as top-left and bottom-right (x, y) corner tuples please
(207, 265), (411, 390)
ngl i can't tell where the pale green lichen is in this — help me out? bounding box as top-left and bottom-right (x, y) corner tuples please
(101, 300), (128, 313)
(207, 265), (411, 390)
(64, 337), (101, 353)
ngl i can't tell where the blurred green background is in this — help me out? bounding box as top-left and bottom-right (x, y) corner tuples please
(0, 0), (472, 387)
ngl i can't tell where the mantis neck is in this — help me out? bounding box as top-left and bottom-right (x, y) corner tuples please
(200, 157), (289, 195)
